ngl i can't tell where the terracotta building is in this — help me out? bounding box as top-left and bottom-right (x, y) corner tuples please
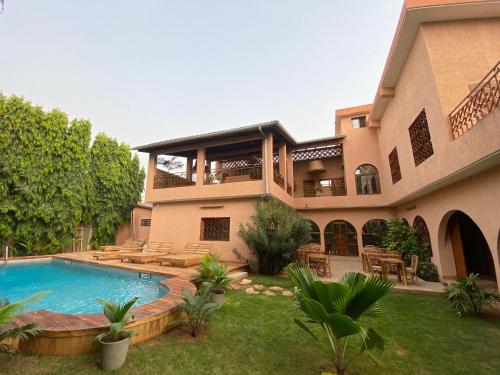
(135, 0), (500, 290)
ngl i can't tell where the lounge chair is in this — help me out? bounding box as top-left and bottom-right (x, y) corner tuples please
(93, 239), (145, 260)
(157, 242), (213, 268)
(118, 242), (174, 264)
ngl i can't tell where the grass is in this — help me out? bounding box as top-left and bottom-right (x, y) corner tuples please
(1, 276), (500, 374)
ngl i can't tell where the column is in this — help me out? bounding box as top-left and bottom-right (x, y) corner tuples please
(196, 146), (206, 186)
(286, 149), (294, 195)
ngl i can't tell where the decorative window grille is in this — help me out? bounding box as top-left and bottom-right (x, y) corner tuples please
(140, 219), (151, 227)
(413, 215), (433, 256)
(409, 109), (434, 166)
(388, 147), (402, 184)
(200, 217), (230, 241)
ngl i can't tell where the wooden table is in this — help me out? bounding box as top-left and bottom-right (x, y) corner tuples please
(307, 253), (330, 278)
(377, 257), (407, 286)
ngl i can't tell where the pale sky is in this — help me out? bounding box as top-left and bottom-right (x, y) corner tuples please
(0, 0), (401, 169)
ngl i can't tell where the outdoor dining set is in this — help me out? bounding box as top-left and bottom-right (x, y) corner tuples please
(362, 246), (419, 286)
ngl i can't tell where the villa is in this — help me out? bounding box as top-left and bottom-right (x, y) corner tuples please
(134, 0), (500, 291)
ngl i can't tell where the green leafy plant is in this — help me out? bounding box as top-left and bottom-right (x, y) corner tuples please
(382, 219), (438, 282)
(0, 292), (46, 352)
(445, 273), (500, 317)
(95, 297), (138, 342)
(194, 253), (231, 294)
(286, 265), (393, 375)
(238, 198), (312, 275)
(177, 285), (218, 337)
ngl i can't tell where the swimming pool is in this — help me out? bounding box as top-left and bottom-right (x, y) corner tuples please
(0, 259), (167, 314)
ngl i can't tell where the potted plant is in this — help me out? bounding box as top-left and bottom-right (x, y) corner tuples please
(194, 253), (232, 304)
(95, 297), (138, 371)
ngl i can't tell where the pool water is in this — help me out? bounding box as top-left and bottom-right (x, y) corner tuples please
(0, 259), (167, 314)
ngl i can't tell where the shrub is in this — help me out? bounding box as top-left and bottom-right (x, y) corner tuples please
(177, 285), (218, 337)
(445, 273), (500, 317)
(193, 253), (231, 294)
(238, 198), (311, 275)
(382, 219), (438, 282)
(286, 265), (393, 375)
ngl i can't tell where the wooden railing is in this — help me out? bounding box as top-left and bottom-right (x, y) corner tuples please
(204, 165), (262, 184)
(449, 60), (500, 139)
(273, 169), (285, 190)
(293, 178), (346, 197)
(153, 172), (196, 189)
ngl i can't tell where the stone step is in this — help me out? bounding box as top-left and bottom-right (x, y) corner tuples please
(229, 271), (248, 282)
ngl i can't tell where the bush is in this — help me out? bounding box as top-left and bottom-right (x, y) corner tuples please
(445, 273), (500, 317)
(382, 219), (438, 282)
(238, 198), (311, 275)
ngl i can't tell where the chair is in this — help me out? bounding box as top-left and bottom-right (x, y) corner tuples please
(157, 242), (213, 268)
(118, 242), (174, 264)
(406, 255), (419, 284)
(93, 239), (145, 260)
(366, 255), (383, 277)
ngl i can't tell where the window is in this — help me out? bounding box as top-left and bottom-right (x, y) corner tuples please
(319, 179), (332, 187)
(388, 147), (402, 184)
(140, 218), (151, 227)
(409, 109), (434, 166)
(351, 116), (366, 128)
(355, 164), (381, 194)
(200, 217), (230, 241)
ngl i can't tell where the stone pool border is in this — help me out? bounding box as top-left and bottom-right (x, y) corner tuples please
(5, 255), (196, 355)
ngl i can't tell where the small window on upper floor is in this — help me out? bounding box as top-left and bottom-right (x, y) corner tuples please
(409, 109), (434, 166)
(140, 218), (151, 227)
(355, 164), (381, 194)
(351, 116), (367, 128)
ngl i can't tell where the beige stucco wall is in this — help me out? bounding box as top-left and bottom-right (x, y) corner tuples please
(115, 206), (152, 245)
(149, 198), (257, 262)
(396, 166), (500, 291)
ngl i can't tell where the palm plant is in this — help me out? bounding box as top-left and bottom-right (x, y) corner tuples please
(445, 273), (500, 317)
(194, 253), (231, 294)
(286, 265), (393, 375)
(0, 292), (45, 352)
(95, 297), (138, 342)
(177, 285), (218, 337)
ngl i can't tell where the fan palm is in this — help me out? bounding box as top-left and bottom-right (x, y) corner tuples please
(286, 265), (393, 375)
(0, 292), (46, 352)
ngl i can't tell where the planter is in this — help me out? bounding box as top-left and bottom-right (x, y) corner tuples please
(99, 336), (131, 371)
(210, 290), (225, 304)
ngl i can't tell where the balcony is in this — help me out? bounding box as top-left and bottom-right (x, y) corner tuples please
(153, 171), (196, 189)
(449, 60), (499, 139)
(204, 165), (262, 184)
(293, 178), (346, 197)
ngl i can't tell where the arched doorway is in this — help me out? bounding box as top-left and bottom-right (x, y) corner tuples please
(324, 220), (358, 256)
(307, 220), (321, 245)
(413, 215), (433, 256)
(401, 218), (409, 226)
(362, 219), (387, 247)
(447, 211), (496, 280)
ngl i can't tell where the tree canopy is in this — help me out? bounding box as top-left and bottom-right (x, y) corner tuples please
(0, 94), (144, 254)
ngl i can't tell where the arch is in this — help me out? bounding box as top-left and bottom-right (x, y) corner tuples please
(362, 219), (387, 247)
(413, 215), (433, 256)
(307, 219), (321, 245)
(441, 210), (496, 282)
(324, 220), (358, 256)
(355, 164), (381, 195)
(401, 218), (409, 226)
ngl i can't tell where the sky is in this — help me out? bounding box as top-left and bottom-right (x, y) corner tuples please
(0, 0), (402, 169)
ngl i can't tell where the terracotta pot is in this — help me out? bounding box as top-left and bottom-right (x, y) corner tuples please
(99, 336), (131, 371)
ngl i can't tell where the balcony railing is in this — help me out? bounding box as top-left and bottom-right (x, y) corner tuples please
(273, 169), (285, 190)
(153, 171), (196, 189)
(204, 165), (262, 184)
(294, 178), (346, 197)
(449, 60), (500, 139)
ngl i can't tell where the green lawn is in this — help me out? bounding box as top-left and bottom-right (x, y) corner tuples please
(2, 277), (500, 375)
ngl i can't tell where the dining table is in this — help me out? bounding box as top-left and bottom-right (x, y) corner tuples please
(376, 257), (408, 286)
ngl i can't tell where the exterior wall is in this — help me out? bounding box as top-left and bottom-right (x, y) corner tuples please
(148, 198), (257, 262)
(293, 157), (344, 189)
(396, 166), (500, 290)
(115, 206), (152, 245)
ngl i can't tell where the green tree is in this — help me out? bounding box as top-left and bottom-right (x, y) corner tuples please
(88, 133), (145, 247)
(238, 198), (311, 275)
(0, 95), (91, 254)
